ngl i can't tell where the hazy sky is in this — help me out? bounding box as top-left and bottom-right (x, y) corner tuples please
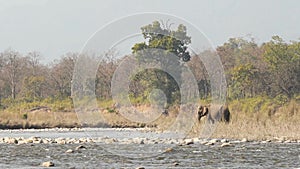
(0, 0), (299, 63)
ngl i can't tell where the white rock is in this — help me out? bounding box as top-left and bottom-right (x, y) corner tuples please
(205, 142), (214, 146)
(75, 145), (86, 150)
(41, 161), (55, 167)
(220, 143), (232, 147)
(184, 139), (194, 145)
(66, 149), (74, 153)
(209, 139), (219, 144)
(220, 139), (228, 143)
(241, 138), (248, 142)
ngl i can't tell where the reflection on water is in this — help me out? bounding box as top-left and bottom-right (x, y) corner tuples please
(0, 129), (299, 168)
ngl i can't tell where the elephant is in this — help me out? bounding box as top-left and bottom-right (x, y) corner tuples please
(220, 105), (230, 123)
(162, 108), (169, 116)
(197, 105), (209, 121)
(197, 105), (230, 123)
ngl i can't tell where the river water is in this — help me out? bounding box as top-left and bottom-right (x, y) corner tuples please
(0, 128), (299, 169)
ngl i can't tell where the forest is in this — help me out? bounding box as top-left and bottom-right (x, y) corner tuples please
(0, 21), (299, 120)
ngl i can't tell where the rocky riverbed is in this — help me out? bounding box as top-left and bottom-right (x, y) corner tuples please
(0, 128), (299, 168)
(1, 134), (300, 145)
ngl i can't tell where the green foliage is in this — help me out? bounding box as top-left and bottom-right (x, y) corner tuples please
(274, 94), (289, 105)
(129, 68), (180, 106)
(228, 63), (258, 99)
(262, 36), (300, 98)
(0, 34), (299, 116)
(22, 76), (46, 100)
(49, 98), (73, 112)
(130, 21), (191, 105)
(132, 20), (191, 62)
(0, 97), (73, 113)
(230, 96), (280, 117)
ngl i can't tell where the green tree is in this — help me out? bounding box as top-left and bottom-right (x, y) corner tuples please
(229, 63), (258, 99)
(132, 21), (191, 62)
(262, 36), (300, 98)
(130, 21), (191, 105)
(22, 76), (46, 100)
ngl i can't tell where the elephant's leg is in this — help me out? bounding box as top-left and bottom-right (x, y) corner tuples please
(223, 108), (230, 123)
(207, 113), (214, 124)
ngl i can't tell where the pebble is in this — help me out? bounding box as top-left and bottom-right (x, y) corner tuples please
(184, 139), (194, 145)
(220, 139), (228, 143)
(165, 148), (173, 153)
(173, 162), (179, 166)
(136, 167), (145, 169)
(241, 138), (248, 142)
(200, 141), (208, 145)
(75, 145), (86, 150)
(66, 149), (74, 153)
(220, 143), (231, 147)
(205, 142), (214, 146)
(209, 139), (219, 144)
(41, 161), (55, 167)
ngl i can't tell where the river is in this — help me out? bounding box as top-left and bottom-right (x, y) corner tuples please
(0, 128), (299, 168)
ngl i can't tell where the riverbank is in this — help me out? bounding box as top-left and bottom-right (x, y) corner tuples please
(0, 98), (299, 141)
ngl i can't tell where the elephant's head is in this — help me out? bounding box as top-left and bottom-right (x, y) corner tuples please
(197, 105), (208, 121)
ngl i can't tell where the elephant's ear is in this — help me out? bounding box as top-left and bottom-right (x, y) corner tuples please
(204, 107), (209, 115)
(198, 106), (203, 111)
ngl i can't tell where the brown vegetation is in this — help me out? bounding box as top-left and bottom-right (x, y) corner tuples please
(0, 99), (299, 141)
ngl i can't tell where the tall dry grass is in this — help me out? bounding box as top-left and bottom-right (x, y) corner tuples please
(0, 98), (299, 141)
(190, 99), (300, 140)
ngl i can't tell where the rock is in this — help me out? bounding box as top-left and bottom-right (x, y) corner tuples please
(209, 139), (219, 144)
(165, 148), (173, 153)
(241, 138), (248, 142)
(75, 145), (86, 150)
(5, 138), (18, 144)
(193, 138), (201, 143)
(67, 138), (76, 144)
(17, 140), (25, 145)
(66, 149), (74, 153)
(42, 139), (50, 144)
(56, 139), (66, 144)
(220, 143), (231, 147)
(136, 167), (145, 169)
(105, 138), (117, 144)
(220, 139), (228, 143)
(173, 162), (179, 166)
(284, 140), (291, 143)
(139, 139), (145, 144)
(25, 139), (33, 144)
(205, 142), (214, 146)
(200, 141), (208, 145)
(33, 139), (43, 144)
(184, 139), (194, 145)
(278, 137), (286, 142)
(232, 140), (241, 144)
(41, 161), (55, 167)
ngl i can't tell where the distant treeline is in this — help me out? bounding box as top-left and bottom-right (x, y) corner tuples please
(0, 35), (299, 110)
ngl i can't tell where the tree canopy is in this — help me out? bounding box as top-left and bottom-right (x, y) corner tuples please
(129, 21), (193, 106)
(132, 21), (191, 62)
